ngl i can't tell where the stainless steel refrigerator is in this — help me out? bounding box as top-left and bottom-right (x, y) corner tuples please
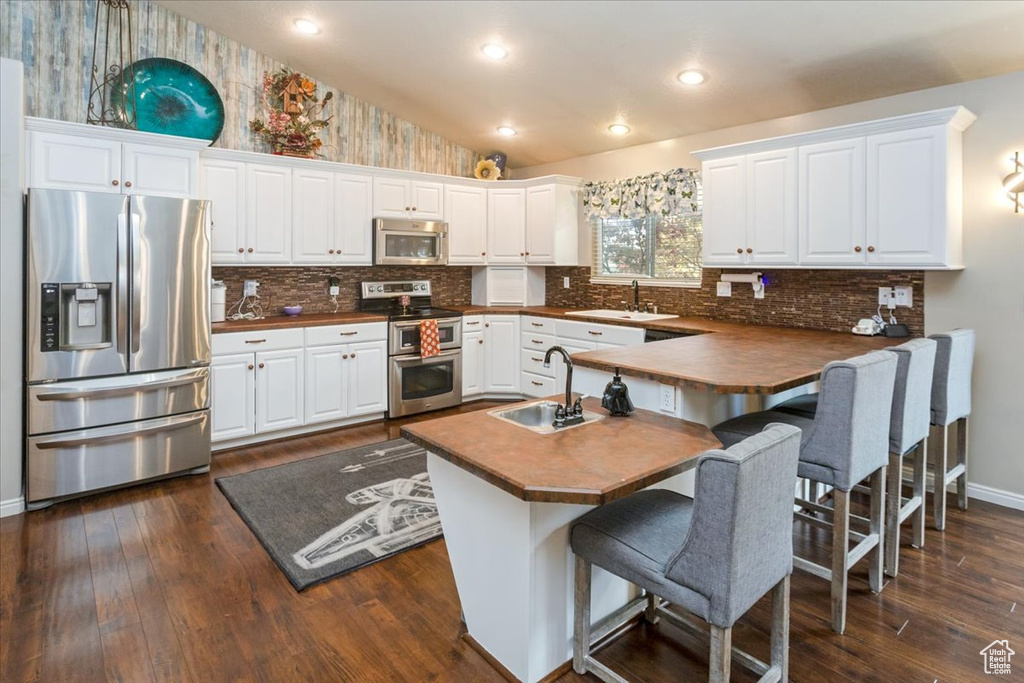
(24, 188), (212, 508)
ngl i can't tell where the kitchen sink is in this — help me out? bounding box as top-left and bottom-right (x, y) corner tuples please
(489, 400), (605, 435)
(567, 309), (679, 322)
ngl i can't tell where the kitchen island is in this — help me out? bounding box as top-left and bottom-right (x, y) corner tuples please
(401, 397), (719, 683)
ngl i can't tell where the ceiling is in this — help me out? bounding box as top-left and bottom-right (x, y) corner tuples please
(156, 0), (1024, 168)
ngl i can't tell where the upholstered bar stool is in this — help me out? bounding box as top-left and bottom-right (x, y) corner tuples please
(712, 350), (898, 634)
(929, 329), (975, 531)
(570, 424), (801, 683)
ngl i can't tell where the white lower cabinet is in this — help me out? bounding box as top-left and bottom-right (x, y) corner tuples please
(304, 345), (348, 424)
(254, 348), (304, 433)
(210, 353), (256, 441)
(347, 340), (388, 417)
(484, 315), (521, 393)
(462, 325), (485, 398)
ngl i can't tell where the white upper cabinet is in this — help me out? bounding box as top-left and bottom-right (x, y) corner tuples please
(291, 168), (336, 264)
(445, 184), (488, 265)
(200, 159), (246, 264)
(487, 188), (527, 263)
(798, 138), (866, 266)
(373, 177), (444, 220)
(121, 143), (198, 198)
(334, 172), (374, 264)
(694, 106), (975, 270)
(525, 182), (581, 265)
(746, 148), (798, 265)
(701, 156), (747, 265)
(247, 164), (292, 263)
(866, 125), (951, 267)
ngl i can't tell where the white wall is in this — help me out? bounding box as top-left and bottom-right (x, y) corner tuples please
(0, 57), (24, 515)
(519, 72), (1024, 502)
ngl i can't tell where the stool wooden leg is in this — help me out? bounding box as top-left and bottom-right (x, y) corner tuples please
(885, 452), (902, 577)
(645, 591), (660, 624)
(957, 417), (969, 510)
(869, 468), (886, 593)
(912, 438), (927, 548)
(709, 624), (732, 683)
(831, 489), (850, 634)
(771, 575), (791, 683)
(573, 555), (591, 675)
(932, 424), (949, 531)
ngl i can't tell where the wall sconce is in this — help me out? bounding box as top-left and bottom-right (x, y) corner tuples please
(1004, 152), (1024, 213)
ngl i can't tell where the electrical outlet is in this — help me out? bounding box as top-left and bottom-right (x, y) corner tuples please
(659, 383), (676, 412)
(877, 286), (894, 306)
(717, 281), (732, 297)
(329, 285), (340, 296)
(563, 276), (570, 289)
(894, 286), (913, 308)
(243, 280), (259, 297)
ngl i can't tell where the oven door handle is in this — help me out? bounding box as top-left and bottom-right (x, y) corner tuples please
(391, 317), (462, 330)
(393, 349), (461, 365)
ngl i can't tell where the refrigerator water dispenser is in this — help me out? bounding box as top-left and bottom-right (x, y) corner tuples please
(59, 282), (112, 351)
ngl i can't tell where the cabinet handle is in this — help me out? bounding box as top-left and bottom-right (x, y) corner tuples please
(245, 339), (267, 344)
(412, 206), (417, 211)
(248, 247), (254, 253)
(588, 331), (603, 336)
(465, 321), (480, 326)
(525, 251), (530, 256)
(746, 247), (752, 254)
(237, 248), (244, 253)
(329, 249), (335, 254)
(531, 357), (543, 362)
(481, 251), (486, 256)
(478, 339), (484, 344)
(349, 352), (355, 358)
(405, 206), (410, 211)
(531, 381), (543, 386)
(124, 181), (132, 188)
(339, 331), (358, 336)
(867, 246), (875, 253)
(247, 364), (254, 370)
(854, 246), (862, 253)
(530, 322), (544, 327)
(531, 339), (544, 344)
(520, 252), (525, 257)
(258, 362), (265, 369)
(736, 248), (743, 254)
(111, 180), (119, 186)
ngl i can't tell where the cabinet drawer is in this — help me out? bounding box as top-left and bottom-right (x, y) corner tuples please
(305, 322), (386, 347)
(521, 331), (555, 352)
(520, 349), (556, 378)
(555, 320), (643, 346)
(521, 372), (556, 398)
(212, 328), (304, 355)
(522, 316), (555, 335)
(462, 315), (485, 332)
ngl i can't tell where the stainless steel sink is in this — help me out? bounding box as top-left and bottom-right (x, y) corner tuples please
(567, 309), (679, 322)
(489, 400), (605, 435)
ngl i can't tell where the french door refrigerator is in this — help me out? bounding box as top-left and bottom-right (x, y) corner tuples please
(24, 188), (212, 508)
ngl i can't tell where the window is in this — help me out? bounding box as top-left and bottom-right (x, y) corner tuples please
(593, 209), (702, 286)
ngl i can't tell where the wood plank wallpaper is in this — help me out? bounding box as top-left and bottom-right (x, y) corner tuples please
(0, 0), (482, 177)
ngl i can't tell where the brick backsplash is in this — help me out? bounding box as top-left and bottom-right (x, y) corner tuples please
(213, 266), (474, 315)
(545, 267), (925, 336)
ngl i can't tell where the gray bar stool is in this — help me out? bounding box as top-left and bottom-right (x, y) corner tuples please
(712, 350), (898, 634)
(570, 423), (801, 683)
(929, 329), (975, 530)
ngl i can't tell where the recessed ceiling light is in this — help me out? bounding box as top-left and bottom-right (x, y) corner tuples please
(293, 18), (320, 35)
(677, 70), (706, 85)
(497, 125), (517, 137)
(481, 43), (508, 60)
(608, 123), (630, 136)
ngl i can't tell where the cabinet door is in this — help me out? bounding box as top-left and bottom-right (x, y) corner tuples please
(304, 345), (347, 424)
(335, 173), (374, 264)
(210, 353), (255, 442)
(866, 126), (947, 266)
(525, 185), (556, 264)
(701, 156), (747, 265)
(246, 164), (292, 263)
(445, 185), (488, 264)
(462, 328), (484, 397)
(484, 315), (520, 393)
(28, 132), (121, 193)
(487, 188), (527, 264)
(255, 348), (304, 433)
(200, 159), (246, 264)
(799, 138), (866, 265)
(372, 177), (410, 218)
(291, 168), (335, 264)
(746, 148), (798, 265)
(410, 181), (444, 220)
(347, 340), (387, 417)
(122, 143), (198, 198)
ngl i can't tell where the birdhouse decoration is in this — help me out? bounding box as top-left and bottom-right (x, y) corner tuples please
(249, 68), (334, 158)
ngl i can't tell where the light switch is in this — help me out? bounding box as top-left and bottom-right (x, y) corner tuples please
(563, 276), (570, 289)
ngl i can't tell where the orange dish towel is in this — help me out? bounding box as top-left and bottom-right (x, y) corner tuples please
(420, 319), (441, 358)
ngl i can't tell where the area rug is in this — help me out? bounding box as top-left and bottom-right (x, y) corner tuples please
(216, 439), (441, 591)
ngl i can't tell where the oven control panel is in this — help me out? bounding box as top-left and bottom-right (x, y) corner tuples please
(361, 280), (432, 298)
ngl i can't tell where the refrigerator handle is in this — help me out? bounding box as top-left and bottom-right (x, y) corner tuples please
(116, 213), (129, 354)
(130, 212), (142, 354)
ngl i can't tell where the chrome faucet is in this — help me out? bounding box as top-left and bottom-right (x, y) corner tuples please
(543, 346), (584, 427)
(631, 279), (640, 312)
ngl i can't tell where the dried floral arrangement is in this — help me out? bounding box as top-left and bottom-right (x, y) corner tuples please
(249, 68), (333, 157)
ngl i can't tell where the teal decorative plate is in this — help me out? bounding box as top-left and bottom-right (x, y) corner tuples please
(112, 58), (224, 143)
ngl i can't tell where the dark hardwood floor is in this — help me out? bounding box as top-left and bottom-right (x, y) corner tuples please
(1, 401), (1021, 682)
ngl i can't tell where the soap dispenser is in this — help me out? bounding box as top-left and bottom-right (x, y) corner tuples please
(601, 367), (634, 416)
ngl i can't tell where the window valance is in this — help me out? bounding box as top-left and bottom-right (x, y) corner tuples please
(582, 168), (701, 220)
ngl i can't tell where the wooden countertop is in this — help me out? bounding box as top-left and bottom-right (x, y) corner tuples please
(401, 396), (721, 505)
(572, 324), (903, 394)
(212, 312), (387, 333)
(447, 305), (736, 335)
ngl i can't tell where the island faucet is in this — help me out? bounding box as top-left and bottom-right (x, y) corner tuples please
(543, 346), (583, 425)
(631, 279), (640, 312)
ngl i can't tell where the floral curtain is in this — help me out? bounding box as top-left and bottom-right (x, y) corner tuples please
(582, 168), (700, 220)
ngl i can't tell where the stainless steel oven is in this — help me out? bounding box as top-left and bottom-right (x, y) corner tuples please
(373, 218), (448, 266)
(389, 317), (462, 356)
(389, 349), (462, 418)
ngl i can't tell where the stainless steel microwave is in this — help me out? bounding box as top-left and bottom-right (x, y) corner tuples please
(373, 218), (448, 266)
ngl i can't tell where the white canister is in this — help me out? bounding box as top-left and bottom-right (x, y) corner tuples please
(211, 280), (226, 323)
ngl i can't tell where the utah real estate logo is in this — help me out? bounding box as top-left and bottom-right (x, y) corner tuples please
(979, 640), (1015, 675)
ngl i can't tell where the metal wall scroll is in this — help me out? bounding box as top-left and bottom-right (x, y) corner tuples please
(87, 0), (137, 129)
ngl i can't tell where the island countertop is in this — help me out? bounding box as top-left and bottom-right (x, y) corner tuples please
(400, 396), (721, 505)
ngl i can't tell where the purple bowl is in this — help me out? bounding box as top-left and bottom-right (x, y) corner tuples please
(283, 305), (303, 317)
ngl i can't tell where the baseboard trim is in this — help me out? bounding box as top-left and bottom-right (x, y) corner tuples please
(0, 496), (25, 518)
(967, 482), (1024, 511)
